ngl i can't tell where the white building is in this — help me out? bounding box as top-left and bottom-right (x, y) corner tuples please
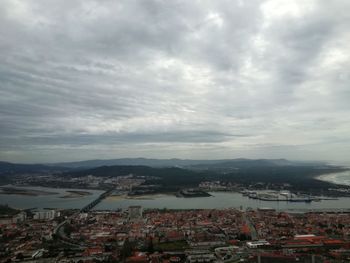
(33, 210), (60, 220)
(246, 240), (270, 249)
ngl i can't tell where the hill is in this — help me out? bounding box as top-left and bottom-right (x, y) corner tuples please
(0, 161), (70, 175)
(49, 158), (325, 169)
(64, 163), (345, 193)
(0, 161), (71, 185)
(65, 165), (207, 190)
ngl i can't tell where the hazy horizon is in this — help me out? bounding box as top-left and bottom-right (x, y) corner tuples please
(1, 0), (350, 164)
(2, 156), (348, 167)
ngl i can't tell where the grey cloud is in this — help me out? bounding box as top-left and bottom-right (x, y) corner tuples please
(0, 0), (350, 163)
(0, 131), (249, 149)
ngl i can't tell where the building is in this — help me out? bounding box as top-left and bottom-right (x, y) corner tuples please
(129, 206), (143, 219)
(13, 211), (27, 223)
(33, 210), (60, 220)
(246, 240), (270, 249)
(0, 211), (27, 225)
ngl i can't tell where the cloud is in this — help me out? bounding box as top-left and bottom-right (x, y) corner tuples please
(0, 0), (350, 163)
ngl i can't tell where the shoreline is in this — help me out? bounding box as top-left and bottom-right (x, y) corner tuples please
(107, 194), (169, 201)
(0, 187), (59, 196)
(316, 170), (350, 186)
(60, 190), (93, 199)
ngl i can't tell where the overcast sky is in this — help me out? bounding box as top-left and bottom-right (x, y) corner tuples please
(0, 0), (350, 164)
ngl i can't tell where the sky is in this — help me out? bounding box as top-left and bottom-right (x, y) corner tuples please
(0, 0), (350, 164)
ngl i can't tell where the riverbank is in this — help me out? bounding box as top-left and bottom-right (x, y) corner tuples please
(0, 186), (58, 196)
(0, 186), (104, 210)
(60, 190), (92, 199)
(108, 194), (169, 201)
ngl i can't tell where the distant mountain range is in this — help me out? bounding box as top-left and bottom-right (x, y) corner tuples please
(0, 161), (69, 184)
(48, 158), (327, 169)
(0, 161), (68, 175)
(0, 158), (328, 175)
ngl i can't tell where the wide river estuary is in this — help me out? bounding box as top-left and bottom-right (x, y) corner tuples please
(2, 182), (350, 212)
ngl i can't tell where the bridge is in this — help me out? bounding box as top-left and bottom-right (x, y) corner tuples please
(54, 188), (115, 247)
(80, 188), (114, 212)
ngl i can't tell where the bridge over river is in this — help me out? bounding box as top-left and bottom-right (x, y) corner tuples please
(54, 188), (115, 247)
(80, 188), (114, 212)
(80, 188), (114, 213)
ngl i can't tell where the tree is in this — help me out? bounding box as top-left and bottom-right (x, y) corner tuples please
(147, 237), (154, 254)
(121, 238), (132, 261)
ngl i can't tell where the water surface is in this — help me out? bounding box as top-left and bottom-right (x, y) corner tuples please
(94, 191), (350, 211)
(0, 185), (104, 209)
(2, 186), (350, 211)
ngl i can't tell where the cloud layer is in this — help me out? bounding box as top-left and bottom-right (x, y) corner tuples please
(1, 0), (350, 163)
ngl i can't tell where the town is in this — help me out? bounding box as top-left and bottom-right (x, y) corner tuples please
(9, 173), (350, 199)
(2, 206), (350, 262)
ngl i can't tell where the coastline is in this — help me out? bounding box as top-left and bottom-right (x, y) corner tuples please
(316, 170), (350, 186)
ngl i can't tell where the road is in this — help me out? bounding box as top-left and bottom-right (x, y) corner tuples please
(54, 188), (114, 248)
(243, 214), (258, 240)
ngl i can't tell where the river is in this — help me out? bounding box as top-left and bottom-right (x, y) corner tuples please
(0, 185), (104, 209)
(95, 191), (350, 211)
(2, 185), (350, 211)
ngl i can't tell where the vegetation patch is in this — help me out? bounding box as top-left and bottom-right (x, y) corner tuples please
(155, 241), (189, 251)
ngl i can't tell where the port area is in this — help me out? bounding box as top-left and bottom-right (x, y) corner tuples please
(240, 190), (337, 202)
